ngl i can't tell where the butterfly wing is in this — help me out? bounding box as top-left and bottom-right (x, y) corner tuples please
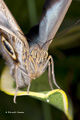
(0, 0), (30, 87)
(39, 0), (72, 50)
(0, 0), (29, 47)
(27, 0), (72, 50)
(0, 0), (29, 64)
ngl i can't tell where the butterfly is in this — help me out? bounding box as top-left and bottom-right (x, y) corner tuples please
(0, 0), (72, 103)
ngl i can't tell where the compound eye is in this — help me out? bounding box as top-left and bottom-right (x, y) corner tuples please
(31, 49), (37, 59)
(1, 36), (16, 60)
(44, 50), (48, 58)
(34, 50), (37, 58)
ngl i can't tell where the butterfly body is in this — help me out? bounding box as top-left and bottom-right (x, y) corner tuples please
(29, 47), (48, 78)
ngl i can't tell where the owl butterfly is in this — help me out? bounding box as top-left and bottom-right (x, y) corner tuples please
(0, 0), (72, 103)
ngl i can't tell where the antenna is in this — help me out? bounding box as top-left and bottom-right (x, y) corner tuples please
(17, 30), (40, 48)
(54, 19), (80, 39)
(41, 19), (80, 49)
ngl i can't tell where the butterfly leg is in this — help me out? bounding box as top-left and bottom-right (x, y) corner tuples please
(13, 65), (19, 104)
(41, 56), (53, 89)
(50, 56), (60, 89)
(27, 82), (31, 94)
(18, 66), (31, 94)
(48, 61), (53, 90)
(42, 55), (60, 89)
(26, 59), (31, 94)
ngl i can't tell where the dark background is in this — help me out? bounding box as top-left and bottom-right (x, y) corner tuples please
(0, 0), (80, 120)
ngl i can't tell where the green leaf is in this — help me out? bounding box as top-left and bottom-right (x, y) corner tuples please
(0, 66), (73, 120)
